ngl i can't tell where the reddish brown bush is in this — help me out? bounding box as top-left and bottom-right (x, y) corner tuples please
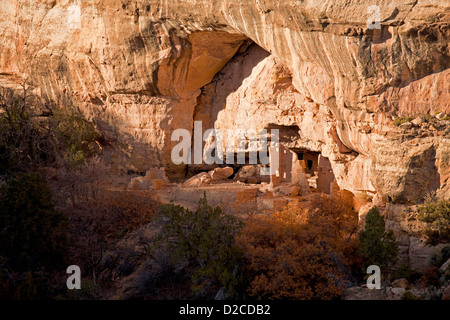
(237, 192), (359, 300)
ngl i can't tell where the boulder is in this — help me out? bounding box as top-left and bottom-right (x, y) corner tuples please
(439, 258), (450, 273)
(411, 117), (423, 126)
(391, 287), (406, 298)
(151, 179), (167, 191)
(184, 172), (212, 187)
(235, 165), (258, 180)
(209, 167), (234, 181)
(258, 182), (272, 194)
(127, 176), (167, 191)
(127, 167), (169, 191)
(235, 165), (270, 184)
(392, 278), (410, 290)
(127, 177), (149, 191)
(399, 122), (412, 130)
(276, 184), (301, 197)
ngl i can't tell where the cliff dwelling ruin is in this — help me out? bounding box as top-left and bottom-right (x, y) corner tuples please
(126, 40), (345, 213)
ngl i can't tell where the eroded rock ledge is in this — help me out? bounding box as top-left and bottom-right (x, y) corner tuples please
(0, 0), (449, 206)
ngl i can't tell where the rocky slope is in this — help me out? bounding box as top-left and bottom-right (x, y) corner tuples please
(0, 2), (449, 220)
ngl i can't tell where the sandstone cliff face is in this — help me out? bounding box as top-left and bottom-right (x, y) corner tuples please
(0, 0), (449, 205)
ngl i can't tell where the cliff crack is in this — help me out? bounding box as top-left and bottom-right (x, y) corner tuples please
(400, 0), (419, 26)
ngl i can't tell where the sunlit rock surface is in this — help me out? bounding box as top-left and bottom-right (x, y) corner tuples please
(0, 0), (449, 204)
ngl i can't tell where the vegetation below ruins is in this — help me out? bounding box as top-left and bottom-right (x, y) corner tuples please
(358, 207), (399, 269)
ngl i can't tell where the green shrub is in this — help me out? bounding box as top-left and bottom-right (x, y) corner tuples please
(358, 207), (399, 269)
(0, 87), (99, 173)
(429, 245), (450, 269)
(0, 90), (55, 174)
(417, 198), (450, 245)
(58, 279), (99, 300)
(394, 261), (422, 283)
(393, 116), (414, 126)
(421, 266), (441, 287)
(0, 172), (68, 271)
(153, 194), (244, 299)
(401, 291), (420, 300)
(429, 246), (450, 280)
(51, 109), (100, 168)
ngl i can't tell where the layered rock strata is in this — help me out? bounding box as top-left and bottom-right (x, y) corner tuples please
(0, 0), (449, 204)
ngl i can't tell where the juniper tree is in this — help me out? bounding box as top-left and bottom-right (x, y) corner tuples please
(358, 207), (398, 269)
(153, 193), (244, 299)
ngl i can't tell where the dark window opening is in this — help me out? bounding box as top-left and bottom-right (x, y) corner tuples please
(307, 160), (313, 171)
(291, 148), (320, 175)
(127, 170), (146, 176)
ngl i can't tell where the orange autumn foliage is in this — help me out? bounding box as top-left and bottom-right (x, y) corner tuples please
(237, 192), (359, 300)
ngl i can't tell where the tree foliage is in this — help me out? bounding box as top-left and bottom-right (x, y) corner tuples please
(417, 198), (450, 245)
(51, 108), (100, 168)
(153, 194), (244, 299)
(0, 84), (100, 176)
(0, 172), (69, 299)
(0, 172), (68, 272)
(358, 207), (398, 269)
(0, 86), (56, 175)
(237, 193), (359, 300)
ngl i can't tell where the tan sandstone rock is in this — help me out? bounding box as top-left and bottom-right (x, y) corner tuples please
(392, 278), (411, 290)
(440, 258), (450, 274)
(0, 0), (448, 196)
(209, 167), (234, 181)
(183, 172), (212, 187)
(275, 185), (301, 197)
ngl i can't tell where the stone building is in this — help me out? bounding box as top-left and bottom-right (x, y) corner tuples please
(269, 145), (335, 194)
